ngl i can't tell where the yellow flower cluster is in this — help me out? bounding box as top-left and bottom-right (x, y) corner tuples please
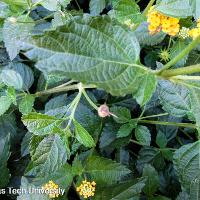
(76, 180), (96, 199)
(147, 7), (180, 36)
(42, 180), (60, 199)
(189, 19), (200, 40)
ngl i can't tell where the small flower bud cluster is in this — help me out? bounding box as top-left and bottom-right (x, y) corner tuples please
(42, 180), (60, 199)
(178, 27), (190, 39)
(76, 180), (96, 199)
(147, 7), (180, 36)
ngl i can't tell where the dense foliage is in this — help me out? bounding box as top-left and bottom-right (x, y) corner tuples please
(0, 0), (200, 199)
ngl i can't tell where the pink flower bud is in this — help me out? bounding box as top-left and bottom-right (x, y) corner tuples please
(98, 104), (110, 118)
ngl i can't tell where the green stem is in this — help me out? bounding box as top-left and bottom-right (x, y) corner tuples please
(138, 119), (197, 128)
(159, 64), (200, 77)
(82, 90), (99, 110)
(158, 36), (200, 74)
(35, 83), (96, 97)
(143, 0), (156, 16)
(130, 139), (144, 146)
(139, 112), (168, 120)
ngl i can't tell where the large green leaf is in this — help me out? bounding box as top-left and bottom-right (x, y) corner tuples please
(22, 112), (64, 135)
(89, 0), (106, 16)
(109, 0), (144, 24)
(94, 178), (146, 200)
(0, 135), (10, 188)
(21, 15), (156, 96)
(30, 134), (68, 177)
(155, 0), (193, 18)
(85, 155), (131, 184)
(173, 141), (200, 194)
(158, 80), (191, 117)
(189, 0), (200, 20)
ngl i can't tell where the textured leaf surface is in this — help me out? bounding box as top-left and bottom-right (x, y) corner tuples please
(85, 155), (131, 184)
(189, 0), (200, 20)
(0, 135), (10, 188)
(94, 179), (146, 200)
(21, 15), (156, 96)
(3, 16), (33, 60)
(155, 0), (193, 18)
(158, 80), (191, 117)
(74, 120), (95, 148)
(31, 134), (68, 177)
(89, 0), (105, 16)
(189, 88), (200, 134)
(135, 125), (151, 146)
(173, 141), (200, 194)
(22, 112), (64, 135)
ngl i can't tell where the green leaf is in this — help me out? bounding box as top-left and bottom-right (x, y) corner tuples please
(110, 106), (131, 123)
(3, 16), (33, 60)
(135, 125), (151, 146)
(156, 131), (168, 148)
(1, 0), (28, 13)
(189, 88), (200, 134)
(89, 0), (106, 16)
(0, 62), (34, 90)
(85, 155), (131, 184)
(21, 15), (157, 96)
(142, 164), (159, 197)
(19, 94), (35, 114)
(173, 141), (200, 194)
(7, 86), (17, 105)
(170, 40), (189, 68)
(73, 120), (95, 148)
(158, 80), (191, 117)
(22, 112), (64, 135)
(94, 178), (146, 200)
(136, 146), (165, 172)
(17, 177), (49, 200)
(30, 134), (68, 177)
(117, 123), (134, 138)
(135, 22), (166, 46)
(32, 0), (70, 11)
(133, 72), (157, 106)
(0, 135), (10, 188)
(72, 157), (83, 176)
(32, 164), (73, 190)
(189, 0), (200, 20)
(109, 0), (144, 24)
(0, 95), (12, 116)
(155, 0), (193, 18)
